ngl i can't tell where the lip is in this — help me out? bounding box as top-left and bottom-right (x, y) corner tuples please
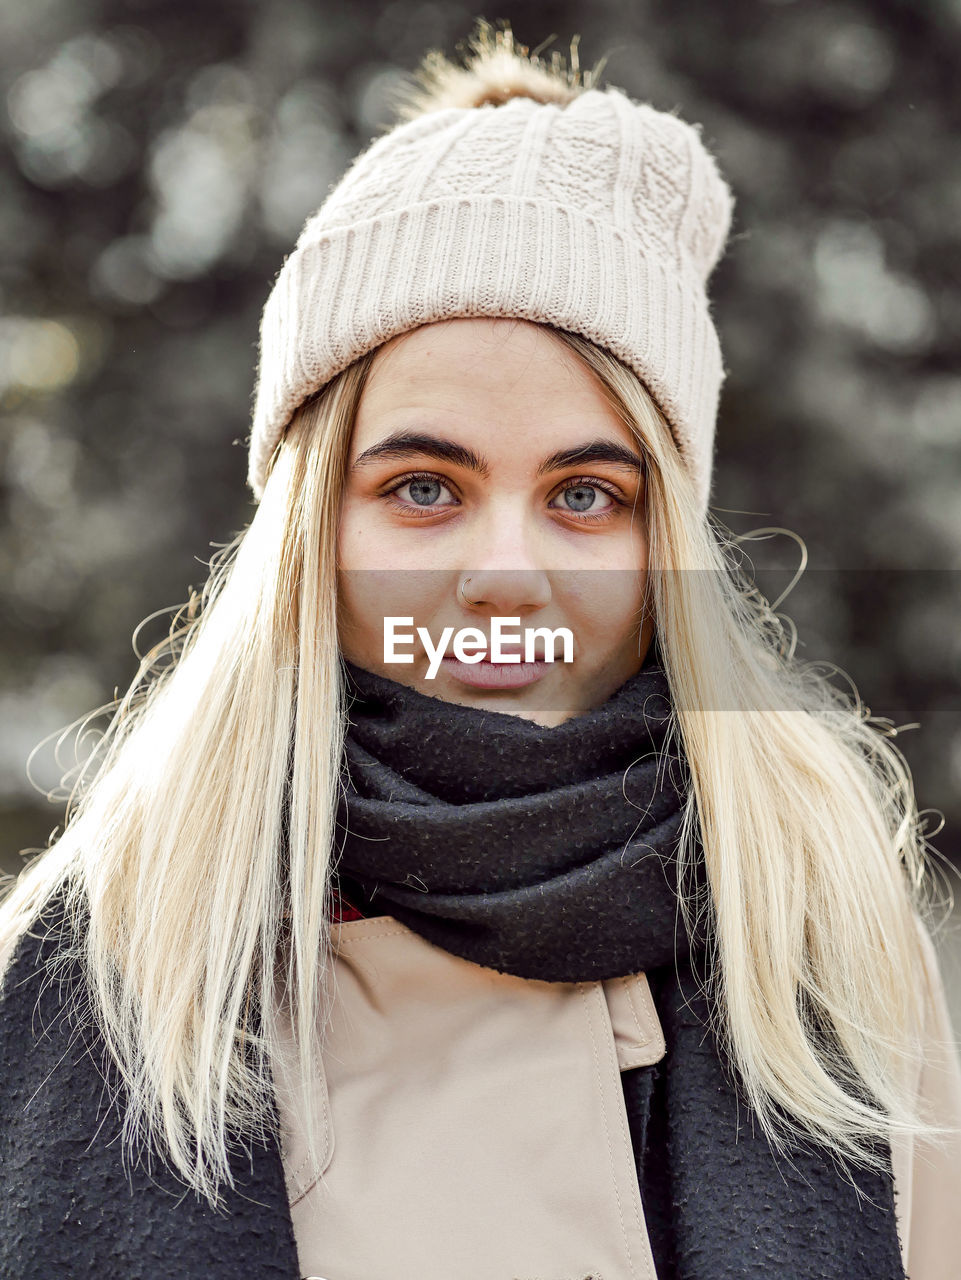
(440, 655), (550, 689)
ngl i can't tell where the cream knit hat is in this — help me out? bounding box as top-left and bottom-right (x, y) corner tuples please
(248, 27), (735, 513)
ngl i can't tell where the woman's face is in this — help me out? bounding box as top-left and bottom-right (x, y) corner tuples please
(337, 317), (654, 726)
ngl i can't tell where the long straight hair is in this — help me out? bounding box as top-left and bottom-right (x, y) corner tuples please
(0, 324), (949, 1204)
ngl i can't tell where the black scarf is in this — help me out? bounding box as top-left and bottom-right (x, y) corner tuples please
(335, 648), (906, 1280)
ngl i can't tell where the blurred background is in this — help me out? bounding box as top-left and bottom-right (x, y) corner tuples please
(1, 0), (960, 1018)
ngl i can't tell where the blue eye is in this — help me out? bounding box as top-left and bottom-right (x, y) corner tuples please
(407, 477), (442, 505)
(562, 484), (599, 511)
(549, 481), (617, 515)
(387, 473), (458, 508)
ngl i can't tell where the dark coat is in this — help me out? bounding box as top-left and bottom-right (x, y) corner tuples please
(0, 897), (300, 1279)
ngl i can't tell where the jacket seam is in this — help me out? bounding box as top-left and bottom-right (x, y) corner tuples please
(581, 984), (651, 1279)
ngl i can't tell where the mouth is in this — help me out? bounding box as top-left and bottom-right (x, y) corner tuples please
(440, 653), (551, 689)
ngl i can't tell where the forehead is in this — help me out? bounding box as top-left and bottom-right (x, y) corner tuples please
(356, 317), (615, 424)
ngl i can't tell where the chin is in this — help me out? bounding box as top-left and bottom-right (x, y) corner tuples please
(442, 680), (584, 727)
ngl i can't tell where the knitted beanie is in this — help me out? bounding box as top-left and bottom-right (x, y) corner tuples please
(248, 28), (735, 514)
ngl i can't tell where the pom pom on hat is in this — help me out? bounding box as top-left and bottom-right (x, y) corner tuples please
(389, 21), (603, 118)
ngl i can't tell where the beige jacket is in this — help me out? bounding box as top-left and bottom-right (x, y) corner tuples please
(269, 915), (961, 1280)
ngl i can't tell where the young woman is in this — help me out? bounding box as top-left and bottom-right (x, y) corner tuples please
(1, 21), (959, 1280)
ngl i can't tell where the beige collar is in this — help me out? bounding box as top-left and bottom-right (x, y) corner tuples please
(269, 913), (667, 1280)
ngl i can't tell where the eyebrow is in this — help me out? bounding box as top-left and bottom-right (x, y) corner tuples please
(538, 440), (644, 476)
(351, 431), (644, 476)
(352, 432), (490, 475)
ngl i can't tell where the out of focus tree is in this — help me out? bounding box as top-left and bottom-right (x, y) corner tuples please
(1, 0), (960, 883)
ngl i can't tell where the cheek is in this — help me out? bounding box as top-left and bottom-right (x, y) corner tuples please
(337, 495), (370, 571)
(337, 566), (456, 667)
(568, 571), (647, 657)
(336, 498), (394, 659)
(336, 571), (379, 663)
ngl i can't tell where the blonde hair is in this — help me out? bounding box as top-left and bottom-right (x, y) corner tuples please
(0, 323), (950, 1207)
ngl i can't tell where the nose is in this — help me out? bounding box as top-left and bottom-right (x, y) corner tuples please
(458, 568), (552, 614)
(457, 499), (554, 613)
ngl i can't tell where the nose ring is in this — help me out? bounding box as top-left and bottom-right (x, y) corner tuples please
(459, 576), (477, 607)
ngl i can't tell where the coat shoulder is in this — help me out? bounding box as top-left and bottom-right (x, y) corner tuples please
(0, 883), (299, 1280)
(0, 881), (86, 1101)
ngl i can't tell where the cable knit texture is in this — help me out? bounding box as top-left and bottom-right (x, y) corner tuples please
(248, 86), (735, 512)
